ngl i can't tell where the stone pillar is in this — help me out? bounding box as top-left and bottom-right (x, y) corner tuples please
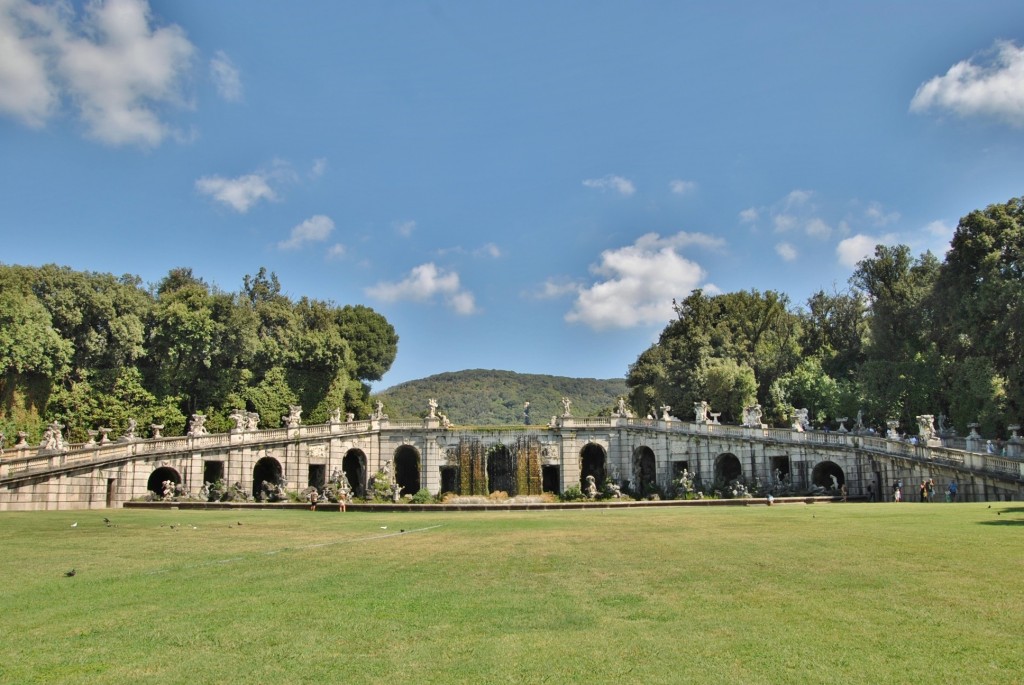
(965, 423), (983, 453)
(1005, 425), (1021, 459)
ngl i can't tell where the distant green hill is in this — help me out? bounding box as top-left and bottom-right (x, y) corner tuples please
(373, 369), (628, 425)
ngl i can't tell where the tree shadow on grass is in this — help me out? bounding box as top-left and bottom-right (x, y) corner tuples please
(978, 506), (1024, 526)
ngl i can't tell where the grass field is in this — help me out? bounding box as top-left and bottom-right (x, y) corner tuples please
(0, 502), (1021, 684)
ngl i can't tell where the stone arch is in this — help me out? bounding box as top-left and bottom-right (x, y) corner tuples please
(253, 456), (284, 501)
(632, 445), (657, 495)
(342, 449), (367, 498)
(579, 442), (607, 490)
(812, 460), (845, 491)
(487, 444), (514, 495)
(147, 466), (181, 496)
(714, 453), (742, 484)
(394, 445), (420, 497)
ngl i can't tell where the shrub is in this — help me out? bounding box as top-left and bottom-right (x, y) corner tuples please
(410, 488), (434, 504)
(560, 486), (586, 502)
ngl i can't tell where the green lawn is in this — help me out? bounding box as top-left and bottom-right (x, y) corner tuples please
(1, 502), (1021, 684)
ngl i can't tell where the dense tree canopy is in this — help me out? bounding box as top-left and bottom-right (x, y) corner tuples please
(0, 265), (397, 443)
(627, 196), (1024, 437)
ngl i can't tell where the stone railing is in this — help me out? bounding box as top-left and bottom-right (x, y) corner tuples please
(3, 415), (1021, 483)
(0, 419), (377, 480)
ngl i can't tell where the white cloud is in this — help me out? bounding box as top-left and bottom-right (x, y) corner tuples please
(785, 189), (813, 207)
(0, 0), (195, 146)
(310, 158), (327, 179)
(278, 215), (335, 250)
(565, 231), (722, 330)
(925, 219), (953, 238)
(394, 220), (416, 237)
(775, 243), (798, 261)
(582, 174), (636, 196)
(196, 160), (297, 212)
(0, 0), (61, 127)
(773, 214), (798, 233)
(739, 208), (759, 223)
(535, 278), (581, 299)
(805, 217), (831, 238)
(58, 0), (195, 146)
(366, 263), (478, 315)
(210, 50), (241, 102)
(865, 201), (900, 226)
(911, 40), (1024, 126)
(837, 234), (884, 268)
(326, 243), (346, 260)
(669, 179), (696, 195)
(476, 242), (502, 258)
(196, 173), (276, 212)
(448, 290), (478, 316)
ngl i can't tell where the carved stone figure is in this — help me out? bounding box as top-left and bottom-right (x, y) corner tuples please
(561, 397), (572, 417)
(694, 401), (711, 423)
(886, 419), (900, 440)
(330, 407), (342, 423)
(916, 414), (936, 442)
(40, 421), (65, 451)
(743, 404), (763, 428)
(229, 409), (247, 431)
(283, 405), (302, 428)
(660, 404), (672, 421)
(584, 474), (598, 499)
(372, 401), (388, 421)
(188, 414), (208, 436)
(830, 474), (839, 491)
(245, 413), (260, 431)
(150, 424), (164, 439)
(428, 398), (438, 419)
(675, 468), (695, 497)
(612, 397), (633, 418)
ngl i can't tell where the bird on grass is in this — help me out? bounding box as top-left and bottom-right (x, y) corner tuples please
(64, 569), (76, 577)
(70, 522), (77, 528)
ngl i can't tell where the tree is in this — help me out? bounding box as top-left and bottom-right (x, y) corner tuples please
(0, 276), (72, 381)
(30, 264), (151, 372)
(932, 197), (1024, 427)
(799, 288), (868, 380)
(626, 289), (801, 424)
(704, 358), (757, 422)
(851, 245), (939, 364)
(336, 305), (398, 382)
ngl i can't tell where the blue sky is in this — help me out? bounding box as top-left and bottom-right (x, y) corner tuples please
(2, 1), (1023, 390)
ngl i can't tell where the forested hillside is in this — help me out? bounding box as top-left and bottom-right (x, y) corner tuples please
(0, 265), (397, 443)
(373, 370), (627, 425)
(627, 195), (1024, 438)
